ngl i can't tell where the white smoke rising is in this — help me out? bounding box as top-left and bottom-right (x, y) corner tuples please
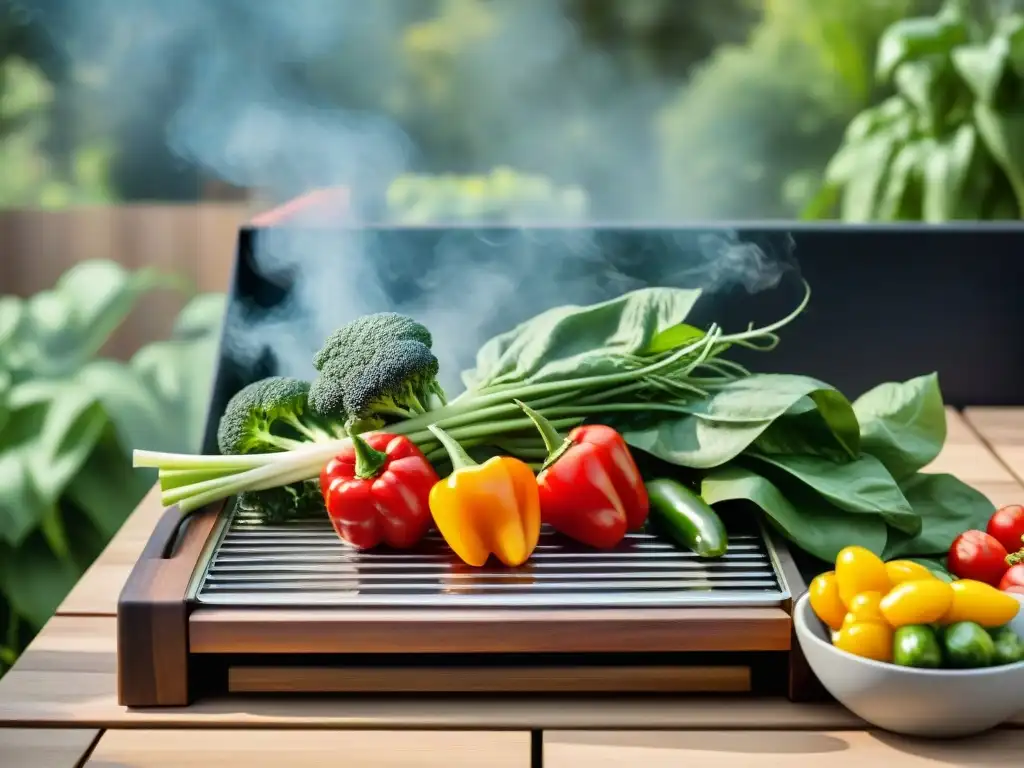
(27, 0), (797, 393)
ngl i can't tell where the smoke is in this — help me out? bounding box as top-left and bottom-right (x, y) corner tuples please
(23, 0), (798, 393)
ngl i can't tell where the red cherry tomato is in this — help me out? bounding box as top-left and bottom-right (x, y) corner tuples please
(948, 530), (1009, 586)
(998, 563), (1024, 591)
(987, 504), (1024, 555)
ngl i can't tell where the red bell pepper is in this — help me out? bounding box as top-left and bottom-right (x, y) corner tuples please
(320, 432), (439, 550)
(516, 400), (648, 549)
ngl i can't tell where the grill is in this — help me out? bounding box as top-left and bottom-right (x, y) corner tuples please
(191, 501), (789, 609)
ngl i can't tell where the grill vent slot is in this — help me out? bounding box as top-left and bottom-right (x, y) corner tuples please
(193, 505), (789, 608)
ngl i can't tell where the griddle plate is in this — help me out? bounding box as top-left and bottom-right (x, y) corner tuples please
(193, 503), (790, 608)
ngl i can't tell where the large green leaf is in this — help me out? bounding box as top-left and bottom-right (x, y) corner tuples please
(171, 292), (227, 341)
(853, 373), (947, 480)
(952, 39), (1011, 106)
(923, 124), (978, 221)
(837, 133), (899, 222)
(0, 532), (81, 630)
(65, 428), (151, 539)
(0, 295), (23, 351)
(747, 452), (920, 535)
(0, 451), (45, 547)
(701, 465), (888, 561)
(875, 7), (967, 82)
(877, 141), (927, 220)
(973, 103), (1024, 213)
(883, 472), (996, 559)
(22, 381), (108, 504)
(462, 287), (703, 390)
(893, 55), (953, 129)
(77, 359), (170, 453)
(131, 333), (221, 454)
(618, 375), (858, 469)
(13, 261), (185, 376)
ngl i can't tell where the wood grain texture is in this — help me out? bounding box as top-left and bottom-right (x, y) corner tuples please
(189, 607), (790, 655)
(84, 729), (527, 768)
(6, 615), (1024, 732)
(0, 728), (100, 768)
(544, 729), (1024, 767)
(117, 504), (220, 707)
(964, 407), (1024, 488)
(0, 616), (864, 730)
(228, 665), (752, 694)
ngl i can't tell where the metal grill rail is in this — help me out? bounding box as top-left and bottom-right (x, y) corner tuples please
(193, 505), (790, 608)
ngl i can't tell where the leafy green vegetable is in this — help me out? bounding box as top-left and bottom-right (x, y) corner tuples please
(701, 465), (888, 561)
(853, 373), (946, 479)
(747, 452), (920, 535)
(884, 472), (996, 559)
(463, 288), (703, 390)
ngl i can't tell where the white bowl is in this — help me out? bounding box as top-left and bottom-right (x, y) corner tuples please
(793, 591), (1024, 738)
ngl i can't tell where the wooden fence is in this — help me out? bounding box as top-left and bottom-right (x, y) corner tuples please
(0, 204), (253, 359)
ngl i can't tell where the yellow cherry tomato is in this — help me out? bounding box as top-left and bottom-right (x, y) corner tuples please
(835, 546), (891, 607)
(809, 571), (846, 630)
(833, 622), (894, 663)
(842, 591), (887, 629)
(885, 560), (937, 586)
(941, 579), (1021, 628)
(879, 579), (954, 627)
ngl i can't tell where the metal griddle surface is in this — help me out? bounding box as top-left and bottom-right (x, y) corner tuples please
(192, 502), (790, 608)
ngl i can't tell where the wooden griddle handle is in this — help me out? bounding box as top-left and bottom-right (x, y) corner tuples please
(117, 501), (223, 707)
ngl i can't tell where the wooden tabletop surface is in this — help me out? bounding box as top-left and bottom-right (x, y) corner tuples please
(2, 406), (1024, 767)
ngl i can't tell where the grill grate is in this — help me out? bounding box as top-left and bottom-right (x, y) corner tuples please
(192, 502), (790, 608)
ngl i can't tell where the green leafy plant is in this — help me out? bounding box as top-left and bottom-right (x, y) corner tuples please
(808, 0), (1024, 221)
(659, 0), (925, 219)
(385, 167), (588, 223)
(0, 261), (224, 675)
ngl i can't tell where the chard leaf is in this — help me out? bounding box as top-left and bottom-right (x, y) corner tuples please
(701, 465), (888, 561)
(462, 287), (702, 390)
(883, 472), (996, 559)
(747, 452), (920, 536)
(853, 373), (946, 480)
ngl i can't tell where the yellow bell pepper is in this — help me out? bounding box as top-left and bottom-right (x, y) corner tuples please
(427, 425), (541, 567)
(835, 546), (891, 607)
(885, 560), (937, 586)
(879, 579), (954, 627)
(941, 579), (1021, 628)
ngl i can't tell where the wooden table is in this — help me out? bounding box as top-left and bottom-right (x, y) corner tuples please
(2, 407), (1024, 767)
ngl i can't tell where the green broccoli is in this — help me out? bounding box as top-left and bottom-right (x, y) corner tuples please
(236, 479), (324, 524)
(216, 376), (344, 455)
(308, 312), (446, 432)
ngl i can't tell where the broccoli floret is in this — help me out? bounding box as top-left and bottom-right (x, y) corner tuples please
(236, 480), (324, 524)
(312, 312), (433, 372)
(216, 376), (343, 455)
(309, 313), (446, 432)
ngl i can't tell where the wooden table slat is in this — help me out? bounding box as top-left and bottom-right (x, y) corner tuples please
(545, 729), (1024, 767)
(964, 407), (1024, 491)
(85, 729), (530, 767)
(0, 728), (100, 768)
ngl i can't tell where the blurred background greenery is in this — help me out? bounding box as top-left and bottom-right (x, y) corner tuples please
(1, 0), (1023, 675)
